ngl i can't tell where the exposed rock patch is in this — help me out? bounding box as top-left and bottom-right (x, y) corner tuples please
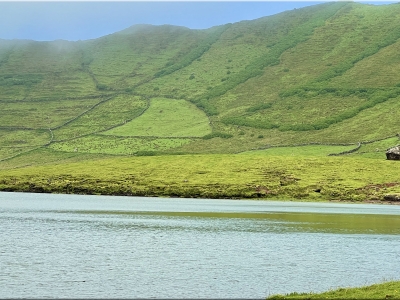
(383, 194), (400, 201)
(386, 145), (400, 160)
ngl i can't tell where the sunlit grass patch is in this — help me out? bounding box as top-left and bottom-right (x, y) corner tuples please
(0, 146), (36, 161)
(27, 71), (98, 99)
(52, 95), (147, 141)
(240, 144), (357, 156)
(103, 97), (212, 137)
(49, 135), (194, 155)
(268, 280), (400, 299)
(0, 148), (111, 170)
(347, 136), (399, 159)
(0, 129), (50, 159)
(1, 153), (399, 201)
(0, 129), (50, 146)
(0, 98), (100, 129)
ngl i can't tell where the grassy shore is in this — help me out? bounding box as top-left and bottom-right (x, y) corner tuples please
(0, 150), (399, 202)
(268, 280), (400, 299)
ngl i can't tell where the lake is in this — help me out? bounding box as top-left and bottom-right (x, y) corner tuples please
(1, 192), (400, 298)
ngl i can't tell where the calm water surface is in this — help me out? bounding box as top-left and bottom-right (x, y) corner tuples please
(1, 192), (400, 299)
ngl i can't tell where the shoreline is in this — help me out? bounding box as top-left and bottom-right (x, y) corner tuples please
(0, 154), (399, 204)
(267, 280), (400, 299)
(1, 188), (400, 205)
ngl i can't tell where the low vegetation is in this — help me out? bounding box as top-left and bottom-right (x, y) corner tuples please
(268, 280), (400, 299)
(1, 2), (400, 159)
(103, 97), (211, 137)
(0, 151), (399, 202)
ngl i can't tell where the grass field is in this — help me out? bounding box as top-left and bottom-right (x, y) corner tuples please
(268, 280), (400, 299)
(1, 153), (399, 202)
(48, 135), (194, 155)
(0, 129), (51, 160)
(52, 94), (148, 141)
(103, 97), (212, 137)
(240, 144), (358, 156)
(0, 98), (101, 129)
(1, 3), (400, 157)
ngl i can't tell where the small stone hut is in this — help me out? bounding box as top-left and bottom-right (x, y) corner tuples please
(386, 145), (400, 160)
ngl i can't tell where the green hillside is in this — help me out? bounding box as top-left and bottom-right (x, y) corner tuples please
(1, 1), (400, 166)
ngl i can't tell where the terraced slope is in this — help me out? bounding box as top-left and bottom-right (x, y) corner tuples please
(1, 2), (400, 162)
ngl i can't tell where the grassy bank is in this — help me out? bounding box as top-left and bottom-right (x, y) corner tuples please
(268, 280), (400, 299)
(0, 151), (399, 202)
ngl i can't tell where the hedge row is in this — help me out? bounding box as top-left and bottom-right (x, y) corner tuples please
(0, 74), (43, 87)
(222, 88), (400, 131)
(315, 27), (400, 83)
(154, 24), (231, 78)
(192, 2), (346, 116)
(202, 132), (233, 140)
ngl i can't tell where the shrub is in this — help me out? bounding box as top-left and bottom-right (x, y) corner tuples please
(246, 103), (272, 112)
(202, 132), (233, 140)
(96, 83), (109, 91)
(135, 151), (158, 156)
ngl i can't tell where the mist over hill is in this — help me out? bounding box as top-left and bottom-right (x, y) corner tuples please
(1, 1), (400, 160)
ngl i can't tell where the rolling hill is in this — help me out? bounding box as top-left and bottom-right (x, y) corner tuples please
(1, 1), (400, 163)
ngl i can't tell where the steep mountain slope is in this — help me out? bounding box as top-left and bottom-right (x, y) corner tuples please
(1, 1), (400, 162)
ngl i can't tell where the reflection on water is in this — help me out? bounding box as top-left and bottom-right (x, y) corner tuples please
(0, 192), (399, 298)
(72, 210), (400, 235)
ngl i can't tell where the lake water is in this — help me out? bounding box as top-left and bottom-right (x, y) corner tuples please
(1, 192), (400, 299)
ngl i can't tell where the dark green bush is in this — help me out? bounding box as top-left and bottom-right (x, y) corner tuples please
(246, 103), (272, 112)
(135, 151), (158, 156)
(202, 132), (233, 140)
(154, 24), (231, 78)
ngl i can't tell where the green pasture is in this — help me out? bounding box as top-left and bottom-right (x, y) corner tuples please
(27, 71), (98, 99)
(0, 41), (82, 74)
(0, 148), (111, 170)
(0, 129), (50, 146)
(221, 93), (369, 130)
(1, 2), (400, 171)
(136, 40), (266, 101)
(88, 27), (203, 89)
(0, 98), (100, 129)
(240, 144), (357, 156)
(287, 95), (400, 144)
(1, 153), (399, 201)
(0, 129), (50, 160)
(49, 135), (194, 155)
(268, 280), (400, 299)
(104, 97), (212, 137)
(0, 146), (38, 161)
(351, 137), (400, 159)
(211, 2), (400, 126)
(0, 84), (30, 100)
(52, 94), (147, 141)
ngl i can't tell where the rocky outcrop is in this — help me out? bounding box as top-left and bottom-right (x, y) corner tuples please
(386, 145), (400, 160)
(383, 194), (400, 201)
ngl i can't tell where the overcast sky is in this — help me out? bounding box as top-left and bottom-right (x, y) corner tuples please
(0, 1), (397, 41)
